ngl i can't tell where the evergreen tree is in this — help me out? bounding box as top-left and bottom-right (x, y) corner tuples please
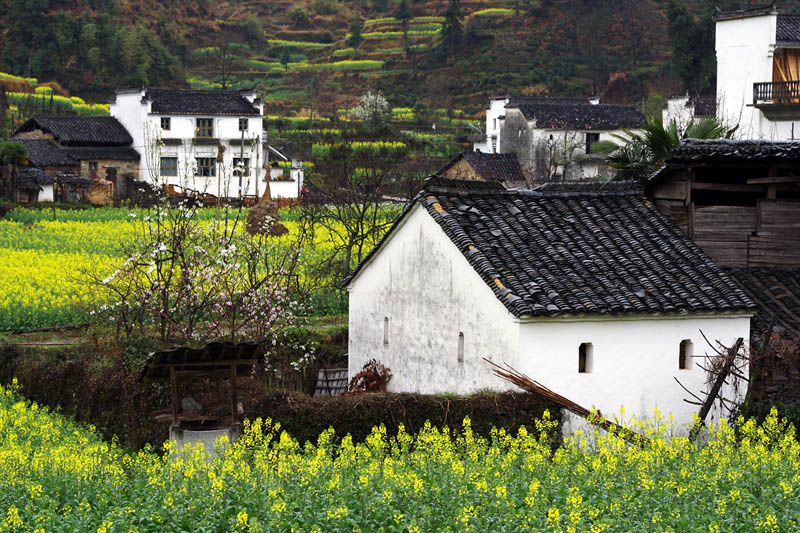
(440, 0), (463, 60)
(347, 18), (365, 58)
(667, 0), (715, 95)
(3, 0), (52, 78)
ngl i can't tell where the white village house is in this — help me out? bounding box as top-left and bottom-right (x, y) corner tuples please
(716, 4), (800, 139)
(473, 96), (645, 182)
(111, 88), (266, 198)
(346, 178), (754, 431)
(267, 145), (305, 200)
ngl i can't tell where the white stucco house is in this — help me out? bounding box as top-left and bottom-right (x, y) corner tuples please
(474, 96), (644, 182)
(111, 88), (266, 198)
(266, 145), (305, 199)
(662, 94), (716, 127)
(717, 5), (800, 139)
(346, 177), (755, 432)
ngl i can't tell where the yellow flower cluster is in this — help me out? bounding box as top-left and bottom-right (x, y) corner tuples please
(2, 381), (800, 531)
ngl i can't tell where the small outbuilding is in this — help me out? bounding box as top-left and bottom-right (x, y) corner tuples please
(439, 151), (526, 188)
(346, 177), (755, 431)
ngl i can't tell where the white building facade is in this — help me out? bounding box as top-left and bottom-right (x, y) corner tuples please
(111, 88), (266, 198)
(267, 146), (305, 200)
(716, 7), (800, 139)
(474, 96), (644, 181)
(347, 180), (754, 433)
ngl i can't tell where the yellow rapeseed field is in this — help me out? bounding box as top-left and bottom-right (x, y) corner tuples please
(0, 206), (391, 330)
(1, 381), (799, 531)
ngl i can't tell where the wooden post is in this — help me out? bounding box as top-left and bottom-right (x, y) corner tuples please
(169, 365), (179, 427)
(690, 337), (744, 442)
(230, 363), (238, 426)
(686, 169), (695, 240)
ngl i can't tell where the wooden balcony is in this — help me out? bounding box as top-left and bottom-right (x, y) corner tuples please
(752, 81), (800, 119)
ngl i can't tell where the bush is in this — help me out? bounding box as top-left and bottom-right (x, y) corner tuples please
(313, 0), (338, 15)
(247, 390), (562, 445)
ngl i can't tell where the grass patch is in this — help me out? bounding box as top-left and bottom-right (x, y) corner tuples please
(268, 39), (333, 48)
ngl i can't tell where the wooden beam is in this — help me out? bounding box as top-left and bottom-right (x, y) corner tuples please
(150, 359), (258, 369)
(169, 366), (179, 426)
(690, 338), (744, 442)
(691, 182), (764, 192)
(230, 363), (238, 426)
(747, 176), (800, 184)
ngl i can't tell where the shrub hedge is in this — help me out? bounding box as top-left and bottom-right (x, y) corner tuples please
(247, 389), (562, 445)
(0, 342), (561, 449)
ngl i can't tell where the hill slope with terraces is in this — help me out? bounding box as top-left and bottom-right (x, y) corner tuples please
(3, 0), (800, 116)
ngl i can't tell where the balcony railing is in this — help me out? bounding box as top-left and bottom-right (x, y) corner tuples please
(753, 81), (800, 104)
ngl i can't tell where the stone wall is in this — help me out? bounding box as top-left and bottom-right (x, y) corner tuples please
(78, 159), (139, 200)
(441, 159), (482, 181)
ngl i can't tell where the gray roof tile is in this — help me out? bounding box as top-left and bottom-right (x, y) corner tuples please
(347, 178), (755, 318)
(512, 102), (645, 130)
(15, 116), (133, 146)
(146, 89), (261, 116)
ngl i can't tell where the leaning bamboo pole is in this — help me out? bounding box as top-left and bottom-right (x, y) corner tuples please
(484, 358), (649, 447)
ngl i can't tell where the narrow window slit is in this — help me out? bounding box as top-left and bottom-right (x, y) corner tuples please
(679, 340), (692, 370)
(579, 343), (593, 373)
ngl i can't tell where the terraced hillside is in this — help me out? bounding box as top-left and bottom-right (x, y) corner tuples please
(4, 0), (800, 117)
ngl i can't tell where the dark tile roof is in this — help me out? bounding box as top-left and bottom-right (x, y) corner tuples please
(63, 146), (140, 161)
(146, 89), (261, 116)
(726, 268), (800, 341)
(507, 96), (593, 105)
(777, 14), (800, 42)
(15, 116), (133, 146)
(55, 173), (92, 186)
(4, 139), (76, 167)
(140, 340), (262, 381)
(512, 102), (645, 130)
(534, 180), (643, 194)
(15, 167), (54, 190)
(714, 3), (775, 22)
(347, 178), (755, 318)
(668, 138), (800, 162)
(441, 151), (525, 182)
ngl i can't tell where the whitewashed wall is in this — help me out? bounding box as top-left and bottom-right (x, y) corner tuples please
(529, 128), (626, 180)
(663, 96), (696, 127)
(474, 97), (509, 153)
(269, 179), (299, 199)
(39, 184), (54, 203)
(348, 205), (752, 431)
(517, 315), (751, 433)
(348, 204), (521, 394)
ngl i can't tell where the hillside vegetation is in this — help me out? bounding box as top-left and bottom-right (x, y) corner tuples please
(3, 0), (800, 115)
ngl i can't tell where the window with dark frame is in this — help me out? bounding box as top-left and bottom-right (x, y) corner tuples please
(196, 118), (213, 137)
(195, 157), (216, 177)
(679, 340), (692, 370)
(585, 132), (601, 154)
(160, 157), (178, 176)
(458, 332), (465, 363)
(233, 157), (250, 177)
(383, 317), (389, 345)
(239, 118), (248, 131)
(579, 343), (593, 373)
(161, 117), (171, 131)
